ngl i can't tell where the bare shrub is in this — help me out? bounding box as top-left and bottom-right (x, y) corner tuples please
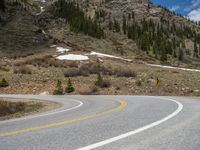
(13, 66), (32, 74)
(114, 68), (136, 77)
(78, 86), (98, 95)
(64, 68), (89, 77)
(0, 101), (25, 117)
(79, 63), (112, 75)
(95, 73), (111, 88)
(0, 66), (9, 72)
(14, 61), (26, 66)
(136, 80), (142, 86)
(98, 80), (111, 88)
(63, 61), (78, 68)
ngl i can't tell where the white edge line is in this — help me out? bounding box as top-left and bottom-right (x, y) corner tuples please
(0, 99), (83, 124)
(77, 97), (183, 150)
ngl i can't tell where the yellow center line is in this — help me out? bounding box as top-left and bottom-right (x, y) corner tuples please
(0, 100), (127, 137)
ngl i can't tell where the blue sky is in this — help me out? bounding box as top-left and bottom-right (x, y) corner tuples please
(151, 0), (200, 21)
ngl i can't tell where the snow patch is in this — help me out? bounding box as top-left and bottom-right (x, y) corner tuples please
(88, 51), (132, 62)
(42, 30), (46, 35)
(40, 6), (45, 12)
(147, 64), (200, 73)
(35, 0), (46, 2)
(56, 54), (89, 61)
(50, 45), (57, 48)
(56, 47), (70, 53)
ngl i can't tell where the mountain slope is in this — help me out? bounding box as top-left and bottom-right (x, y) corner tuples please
(45, 0), (200, 67)
(0, 0), (48, 56)
(0, 0), (200, 67)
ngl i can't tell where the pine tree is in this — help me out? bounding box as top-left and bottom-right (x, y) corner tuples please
(86, 0), (89, 7)
(53, 80), (63, 95)
(178, 48), (184, 61)
(0, 0), (6, 12)
(65, 78), (74, 93)
(0, 78), (9, 87)
(123, 14), (127, 34)
(160, 42), (167, 61)
(132, 11), (135, 20)
(194, 36), (198, 57)
(95, 73), (103, 87)
(114, 19), (120, 33)
(52, 0), (104, 39)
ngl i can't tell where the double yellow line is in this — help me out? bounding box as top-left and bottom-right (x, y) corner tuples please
(0, 100), (127, 137)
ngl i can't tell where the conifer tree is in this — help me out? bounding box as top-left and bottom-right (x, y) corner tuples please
(114, 19), (120, 33)
(65, 78), (74, 93)
(0, 0), (6, 12)
(0, 78), (9, 87)
(108, 14), (113, 31)
(178, 48), (184, 61)
(160, 42), (167, 61)
(194, 36), (198, 57)
(123, 15), (127, 34)
(95, 73), (103, 87)
(53, 80), (63, 95)
(52, 0), (104, 39)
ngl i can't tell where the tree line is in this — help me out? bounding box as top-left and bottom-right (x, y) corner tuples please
(51, 0), (104, 39)
(109, 14), (200, 61)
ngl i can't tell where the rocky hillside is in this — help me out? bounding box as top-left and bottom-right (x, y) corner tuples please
(0, 0), (200, 67)
(43, 0), (200, 67)
(0, 0), (48, 56)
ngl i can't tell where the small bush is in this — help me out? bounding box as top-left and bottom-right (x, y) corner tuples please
(136, 80), (142, 86)
(114, 68), (136, 77)
(78, 86), (98, 95)
(0, 101), (25, 116)
(13, 66), (32, 74)
(14, 61), (26, 67)
(64, 68), (89, 77)
(65, 78), (74, 93)
(0, 78), (9, 87)
(79, 63), (112, 75)
(99, 80), (111, 88)
(95, 73), (111, 88)
(0, 66), (9, 72)
(53, 80), (63, 95)
(63, 61), (78, 68)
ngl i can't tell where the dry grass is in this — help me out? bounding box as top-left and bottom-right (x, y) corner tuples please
(0, 100), (44, 120)
(14, 55), (79, 68)
(0, 100), (25, 117)
(64, 68), (89, 77)
(0, 66), (9, 72)
(78, 85), (98, 95)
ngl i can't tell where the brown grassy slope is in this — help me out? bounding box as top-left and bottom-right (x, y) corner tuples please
(0, 52), (199, 96)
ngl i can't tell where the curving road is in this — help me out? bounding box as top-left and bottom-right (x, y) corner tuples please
(0, 95), (200, 150)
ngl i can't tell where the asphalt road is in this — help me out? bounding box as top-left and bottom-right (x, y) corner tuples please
(0, 95), (199, 150)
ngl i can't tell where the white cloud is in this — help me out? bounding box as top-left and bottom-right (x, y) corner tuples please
(184, 0), (200, 12)
(170, 5), (180, 11)
(188, 8), (200, 21)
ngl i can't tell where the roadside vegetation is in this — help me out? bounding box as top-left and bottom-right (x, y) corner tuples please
(53, 78), (75, 95)
(0, 100), (43, 120)
(0, 78), (9, 87)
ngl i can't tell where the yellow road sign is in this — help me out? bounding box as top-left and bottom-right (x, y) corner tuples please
(156, 77), (160, 85)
